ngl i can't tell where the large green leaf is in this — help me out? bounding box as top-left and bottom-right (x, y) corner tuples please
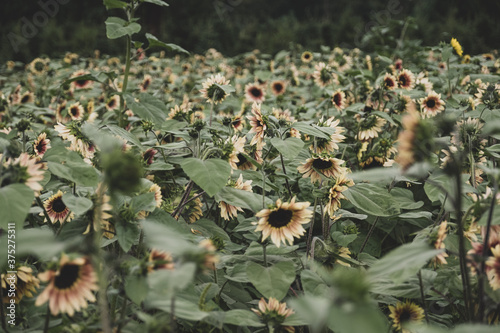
(146, 33), (189, 54)
(125, 274), (149, 305)
(328, 303), (389, 333)
(62, 194), (93, 216)
(115, 220), (140, 252)
(343, 183), (400, 217)
(105, 17), (141, 39)
(291, 122), (330, 139)
(300, 270), (330, 296)
(368, 241), (443, 283)
(0, 184), (34, 229)
(47, 161), (99, 187)
(246, 261), (296, 300)
(124, 93), (167, 125)
(270, 137), (304, 159)
(142, 220), (197, 254)
(130, 192), (156, 214)
(214, 186), (266, 212)
(180, 158), (230, 197)
(106, 125), (144, 149)
(223, 310), (264, 327)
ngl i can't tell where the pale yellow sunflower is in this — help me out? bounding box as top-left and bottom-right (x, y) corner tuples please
(297, 155), (345, 184)
(419, 91), (445, 118)
(245, 82), (266, 104)
(35, 254), (98, 317)
(247, 102), (267, 146)
(252, 297), (295, 332)
(219, 174), (253, 220)
(200, 73), (231, 104)
(389, 300), (425, 333)
(254, 197), (313, 247)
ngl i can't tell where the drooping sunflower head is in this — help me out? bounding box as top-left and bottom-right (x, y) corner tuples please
(331, 90), (346, 110)
(389, 300), (425, 332)
(33, 132), (51, 159)
(1, 266), (40, 303)
(451, 37), (463, 57)
(252, 297), (295, 332)
(200, 73), (231, 104)
(148, 248), (175, 272)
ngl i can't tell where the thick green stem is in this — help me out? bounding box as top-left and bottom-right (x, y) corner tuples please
(359, 217), (379, 254)
(119, 34), (132, 128)
(279, 153), (292, 198)
(418, 270), (429, 324)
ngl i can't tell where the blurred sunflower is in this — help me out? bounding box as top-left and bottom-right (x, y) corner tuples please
(33, 132), (51, 159)
(245, 82), (266, 104)
(247, 102), (267, 146)
(1, 266), (40, 303)
(301, 51), (313, 63)
(297, 155), (345, 184)
(200, 73), (230, 104)
(35, 254), (98, 317)
(397, 69), (416, 90)
(270, 80), (287, 96)
(148, 248), (175, 272)
(252, 297), (295, 332)
(68, 102), (84, 121)
(389, 301), (425, 333)
(219, 174), (252, 220)
(331, 89), (346, 111)
(419, 91), (445, 118)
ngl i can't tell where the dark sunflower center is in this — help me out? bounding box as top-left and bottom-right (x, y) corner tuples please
(76, 80), (88, 87)
(52, 198), (67, 213)
(384, 78), (394, 87)
(236, 153), (247, 166)
(399, 310), (412, 322)
(21, 95), (30, 103)
(304, 54), (311, 59)
(399, 75), (407, 86)
(426, 98), (436, 108)
(274, 83), (283, 93)
(333, 94), (342, 106)
(142, 79), (150, 90)
(34, 61), (45, 72)
(250, 87), (262, 98)
(268, 208), (293, 228)
(54, 264), (80, 290)
(108, 99), (116, 108)
(70, 107), (79, 116)
(312, 158), (333, 170)
(36, 141), (46, 154)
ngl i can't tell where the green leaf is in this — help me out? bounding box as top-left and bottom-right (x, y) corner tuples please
(130, 192), (156, 214)
(300, 270), (330, 296)
(124, 93), (167, 125)
(143, 0), (169, 7)
(292, 122), (330, 139)
(223, 310), (264, 327)
(125, 274), (149, 305)
(61, 74), (102, 87)
(47, 161), (99, 187)
(214, 186), (266, 212)
(368, 241), (443, 283)
(81, 123), (123, 152)
(270, 137), (305, 159)
(246, 261), (296, 300)
(288, 295), (329, 328)
(180, 158), (231, 197)
(328, 303), (389, 333)
(107, 125), (144, 149)
(145, 33), (189, 54)
(142, 220), (197, 254)
(0, 184), (34, 229)
(331, 231), (358, 247)
(62, 194), (93, 216)
(105, 17), (141, 39)
(115, 221), (140, 252)
(190, 218), (230, 241)
(343, 183), (400, 217)
(103, 0), (127, 9)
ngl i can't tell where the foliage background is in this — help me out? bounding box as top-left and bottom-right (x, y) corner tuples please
(1, 0), (500, 63)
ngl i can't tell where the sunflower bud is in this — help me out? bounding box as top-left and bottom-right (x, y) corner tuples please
(103, 149), (143, 194)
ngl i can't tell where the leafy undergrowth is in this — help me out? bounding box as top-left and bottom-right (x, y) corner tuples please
(1, 35), (500, 333)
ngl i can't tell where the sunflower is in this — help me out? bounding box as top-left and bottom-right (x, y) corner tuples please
(382, 73), (397, 90)
(389, 301), (425, 333)
(200, 73), (231, 104)
(20, 91), (34, 104)
(297, 155), (345, 184)
(139, 74), (153, 92)
(245, 82), (266, 104)
(451, 38), (463, 57)
(68, 102), (84, 121)
(198, 239), (219, 272)
(432, 220), (449, 266)
(486, 245), (500, 290)
(227, 135), (246, 170)
(231, 115), (245, 132)
(324, 170), (354, 218)
(419, 91), (445, 118)
(33, 132), (51, 159)
(416, 72), (433, 93)
(397, 69), (416, 90)
(70, 69), (93, 90)
(301, 51), (313, 63)
(252, 297), (295, 332)
(28, 57), (49, 75)
(393, 93), (416, 114)
(105, 95), (120, 111)
(254, 197), (312, 247)
(310, 117), (346, 154)
(247, 102), (267, 146)
(219, 174), (253, 220)
(313, 62), (337, 87)
(331, 89), (346, 111)
(142, 148), (157, 166)
(1, 266), (40, 303)
(83, 184), (114, 239)
(4, 152), (45, 193)
(148, 249), (175, 272)
(43, 190), (74, 224)
(138, 183), (162, 219)
(356, 115), (386, 141)
(270, 80), (287, 96)
(35, 254), (98, 317)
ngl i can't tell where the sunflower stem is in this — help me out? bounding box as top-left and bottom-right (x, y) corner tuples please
(261, 163), (266, 209)
(477, 179), (498, 322)
(119, 34), (132, 128)
(36, 196), (57, 232)
(306, 197), (318, 257)
(22, 130), (26, 153)
(454, 164), (473, 322)
(43, 305), (50, 333)
(417, 270), (429, 324)
(359, 216), (379, 254)
(262, 242), (268, 267)
(279, 153), (292, 198)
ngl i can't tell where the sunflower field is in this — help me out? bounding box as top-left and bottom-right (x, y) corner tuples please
(1, 1), (500, 332)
